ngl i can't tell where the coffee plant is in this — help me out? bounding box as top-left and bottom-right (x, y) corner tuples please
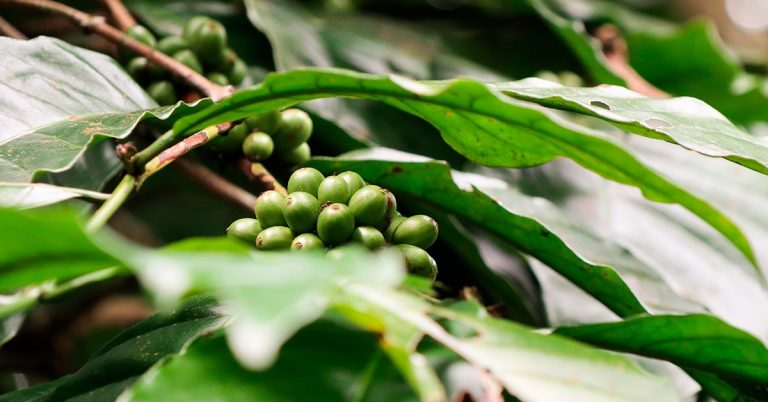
(1, 0), (768, 401)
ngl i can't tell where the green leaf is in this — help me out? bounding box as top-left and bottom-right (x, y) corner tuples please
(493, 78), (768, 176)
(0, 207), (119, 293)
(338, 283), (678, 402)
(556, 314), (768, 385)
(308, 151), (645, 317)
(0, 376), (70, 402)
(174, 68), (755, 267)
(0, 36), (206, 184)
(41, 296), (224, 401)
(121, 320), (419, 402)
(0, 182), (109, 209)
(115, 238), (405, 370)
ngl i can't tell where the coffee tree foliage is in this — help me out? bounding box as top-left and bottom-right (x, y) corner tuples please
(1, 0), (768, 401)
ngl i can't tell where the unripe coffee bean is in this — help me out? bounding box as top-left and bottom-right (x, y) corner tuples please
(317, 203), (355, 245)
(348, 185), (387, 225)
(274, 109), (312, 152)
(245, 110), (282, 133)
(182, 16), (210, 41)
(228, 58), (248, 86)
(188, 18), (227, 60)
(326, 244), (360, 260)
(256, 226), (294, 251)
(287, 167), (324, 196)
(226, 218), (263, 244)
(384, 214), (406, 241)
(242, 132), (274, 161)
(278, 143), (311, 166)
(291, 233), (325, 252)
(397, 244), (437, 280)
(338, 171), (365, 196)
(126, 57), (149, 82)
(392, 215), (438, 249)
(209, 47), (237, 73)
(172, 49), (203, 74)
(210, 122), (249, 153)
(254, 190), (286, 228)
(383, 189), (397, 220)
(147, 81), (176, 106)
(283, 191), (320, 233)
(157, 35), (188, 56)
(119, 25), (156, 61)
(317, 176), (349, 204)
(206, 72), (229, 86)
(351, 226), (386, 250)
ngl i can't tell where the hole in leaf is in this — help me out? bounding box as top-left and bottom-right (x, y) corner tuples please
(644, 118), (673, 129)
(589, 100), (611, 110)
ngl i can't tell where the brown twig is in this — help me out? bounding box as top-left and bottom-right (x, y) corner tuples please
(0, 15), (27, 39)
(102, 0), (135, 30)
(595, 24), (669, 98)
(175, 158), (257, 212)
(237, 158), (287, 195)
(137, 122), (232, 184)
(0, 0), (232, 100)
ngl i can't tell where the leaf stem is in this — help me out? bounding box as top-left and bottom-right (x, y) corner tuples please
(0, 15), (27, 39)
(85, 174), (136, 233)
(174, 158), (257, 212)
(0, 0), (232, 100)
(136, 122), (231, 184)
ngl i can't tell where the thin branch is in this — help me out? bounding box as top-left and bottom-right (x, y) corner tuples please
(137, 122), (232, 184)
(238, 158), (287, 195)
(0, 0), (232, 100)
(595, 24), (669, 98)
(85, 174), (136, 233)
(102, 0), (135, 31)
(175, 158), (257, 212)
(0, 15), (26, 39)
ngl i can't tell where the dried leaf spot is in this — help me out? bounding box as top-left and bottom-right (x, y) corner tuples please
(644, 118), (673, 129)
(589, 100), (611, 110)
(391, 166), (403, 173)
(445, 111), (455, 118)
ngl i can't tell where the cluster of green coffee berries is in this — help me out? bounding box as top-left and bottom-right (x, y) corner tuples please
(210, 109), (312, 166)
(227, 168), (439, 280)
(120, 16), (247, 105)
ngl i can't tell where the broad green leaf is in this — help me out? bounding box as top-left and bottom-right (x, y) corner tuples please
(0, 36), (207, 183)
(493, 78), (768, 176)
(0, 182), (109, 209)
(556, 314), (768, 385)
(173, 68), (755, 266)
(121, 321), (419, 402)
(42, 297), (224, 402)
(0, 207), (119, 294)
(0, 376), (70, 402)
(114, 237), (405, 370)
(339, 283), (678, 402)
(311, 150), (703, 316)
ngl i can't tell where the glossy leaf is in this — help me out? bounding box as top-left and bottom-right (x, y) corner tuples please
(308, 151), (645, 317)
(173, 67), (755, 266)
(556, 314), (768, 385)
(0, 182), (109, 209)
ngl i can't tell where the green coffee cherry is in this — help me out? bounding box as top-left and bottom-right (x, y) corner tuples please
(338, 171), (365, 196)
(392, 215), (439, 249)
(283, 191), (320, 233)
(383, 189), (397, 220)
(182, 16), (210, 41)
(242, 132), (274, 161)
(226, 218), (263, 244)
(157, 35), (188, 56)
(397, 244), (437, 280)
(278, 143), (311, 166)
(209, 47), (237, 73)
(126, 57), (149, 82)
(119, 25), (156, 61)
(317, 203), (355, 245)
(245, 110), (282, 133)
(188, 18), (227, 60)
(351, 226), (386, 250)
(274, 109), (312, 152)
(173, 49), (203, 74)
(326, 244), (360, 260)
(349, 185), (388, 225)
(287, 167), (324, 196)
(147, 80), (177, 105)
(384, 214), (406, 241)
(228, 58), (248, 86)
(254, 190), (286, 228)
(317, 176), (350, 205)
(256, 226), (294, 251)
(291, 233), (325, 252)
(209, 122), (249, 153)
(206, 72), (229, 86)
